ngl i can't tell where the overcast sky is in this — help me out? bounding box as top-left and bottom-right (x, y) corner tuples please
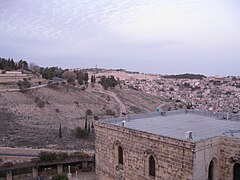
(0, 0), (240, 76)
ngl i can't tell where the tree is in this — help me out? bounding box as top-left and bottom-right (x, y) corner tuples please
(99, 75), (108, 90)
(17, 60), (29, 70)
(17, 78), (31, 90)
(91, 75), (96, 84)
(88, 123), (91, 133)
(41, 67), (63, 80)
(0, 57), (17, 70)
(99, 75), (118, 89)
(59, 125), (62, 138)
(83, 72), (89, 85)
(62, 71), (77, 84)
(74, 127), (89, 139)
(76, 71), (84, 85)
(85, 117), (88, 130)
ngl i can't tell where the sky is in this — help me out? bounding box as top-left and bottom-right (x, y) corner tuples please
(0, 0), (240, 76)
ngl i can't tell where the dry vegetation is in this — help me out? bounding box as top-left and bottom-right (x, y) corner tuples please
(0, 83), (184, 150)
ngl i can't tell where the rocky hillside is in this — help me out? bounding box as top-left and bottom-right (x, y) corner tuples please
(0, 84), (185, 150)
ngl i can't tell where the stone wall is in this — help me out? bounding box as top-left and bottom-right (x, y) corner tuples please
(194, 137), (221, 180)
(219, 136), (240, 180)
(0, 72), (32, 83)
(95, 122), (195, 180)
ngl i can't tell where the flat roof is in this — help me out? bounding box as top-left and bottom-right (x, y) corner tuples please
(107, 110), (240, 142)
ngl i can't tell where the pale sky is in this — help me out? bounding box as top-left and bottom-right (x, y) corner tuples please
(0, 0), (240, 76)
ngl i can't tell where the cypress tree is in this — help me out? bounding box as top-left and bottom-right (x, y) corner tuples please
(85, 116), (88, 129)
(88, 122), (91, 133)
(59, 125), (62, 138)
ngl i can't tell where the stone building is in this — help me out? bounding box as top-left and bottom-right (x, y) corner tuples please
(95, 110), (240, 180)
(0, 71), (32, 83)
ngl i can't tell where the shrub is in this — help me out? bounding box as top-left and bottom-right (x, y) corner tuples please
(17, 78), (31, 90)
(34, 97), (45, 108)
(39, 152), (68, 162)
(74, 127), (89, 139)
(106, 109), (116, 116)
(51, 174), (68, 180)
(1, 70), (6, 74)
(130, 106), (142, 113)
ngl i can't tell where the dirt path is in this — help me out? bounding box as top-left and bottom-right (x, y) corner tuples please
(0, 84), (48, 92)
(87, 88), (127, 116)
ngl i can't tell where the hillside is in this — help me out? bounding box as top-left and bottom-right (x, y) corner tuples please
(0, 84), (184, 150)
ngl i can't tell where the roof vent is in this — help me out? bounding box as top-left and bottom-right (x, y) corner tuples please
(122, 121), (126, 127)
(161, 111), (166, 116)
(185, 131), (193, 140)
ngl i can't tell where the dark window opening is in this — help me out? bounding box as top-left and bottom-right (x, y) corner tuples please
(234, 163), (240, 180)
(149, 155), (155, 177)
(208, 160), (214, 180)
(118, 146), (123, 165)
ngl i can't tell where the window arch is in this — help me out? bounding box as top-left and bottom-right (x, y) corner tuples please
(144, 150), (157, 177)
(113, 141), (124, 168)
(149, 155), (155, 177)
(208, 160), (214, 180)
(234, 163), (240, 180)
(208, 157), (218, 180)
(118, 146), (123, 165)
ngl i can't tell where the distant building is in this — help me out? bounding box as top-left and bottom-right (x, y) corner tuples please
(0, 71), (32, 83)
(95, 110), (240, 180)
(52, 77), (64, 83)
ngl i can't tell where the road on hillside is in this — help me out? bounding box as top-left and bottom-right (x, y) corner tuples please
(0, 83), (50, 93)
(87, 89), (127, 116)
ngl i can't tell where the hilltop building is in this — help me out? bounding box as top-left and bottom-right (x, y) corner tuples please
(95, 110), (240, 180)
(0, 71), (32, 83)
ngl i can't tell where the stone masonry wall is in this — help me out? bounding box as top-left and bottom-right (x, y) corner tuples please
(95, 122), (195, 180)
(219, 136), (240, 180)
(194, 137), (221, 180)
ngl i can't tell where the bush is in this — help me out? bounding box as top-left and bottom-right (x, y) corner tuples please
(1, 70), (6, 74)
(130, 106), (142, 113)
(51, 174), (68, 180)
(39, 152), (68, 162)
(72, 151), (90, 159)
(34, 97), (45, 108)
(99, 75), (119, 89)
(74, 127), (89, 139)
(17, 78), (31, 90)
(106, 109), (116, 116)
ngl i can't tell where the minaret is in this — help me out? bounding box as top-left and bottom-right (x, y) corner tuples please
(95, 64), (98, 73)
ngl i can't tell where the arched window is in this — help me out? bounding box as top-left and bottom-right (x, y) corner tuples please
(208, 157), (219, 180)
(118, 146), (123, 165)
(208, 160), (214, 180)
(234, 163), (240, 180)
(149, 155), (155, 177)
